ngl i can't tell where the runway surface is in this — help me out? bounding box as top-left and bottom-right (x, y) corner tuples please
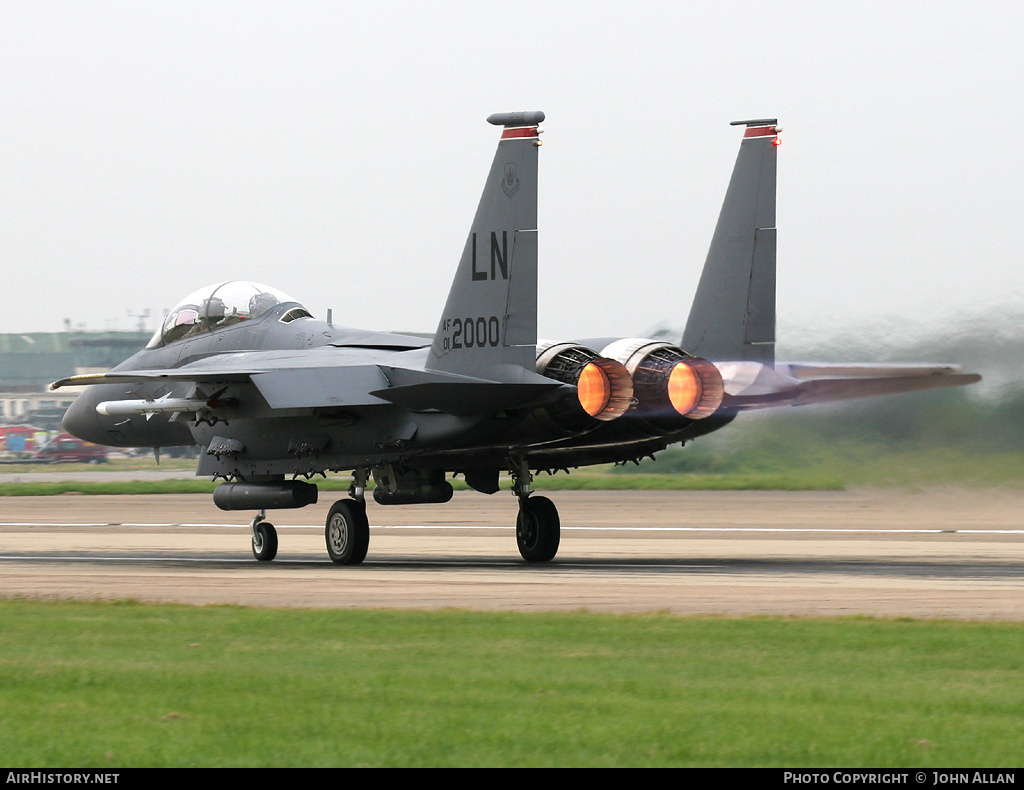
(2, 489), (1022, 619)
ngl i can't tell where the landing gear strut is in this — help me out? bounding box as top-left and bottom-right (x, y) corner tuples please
(511, 458), (560, 562)
(251, 510), (278, 562)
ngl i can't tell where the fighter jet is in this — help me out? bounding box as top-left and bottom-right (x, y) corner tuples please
(52, 112), (980, 564)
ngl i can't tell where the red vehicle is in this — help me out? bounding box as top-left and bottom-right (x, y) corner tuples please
(34, 433), (108, 464)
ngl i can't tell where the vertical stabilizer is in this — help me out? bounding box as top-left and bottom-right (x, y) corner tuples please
(682, 119), (779, 364)
(427, 112), (544, 381)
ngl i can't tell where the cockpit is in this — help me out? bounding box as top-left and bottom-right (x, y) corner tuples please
(146, 281), (309, 348)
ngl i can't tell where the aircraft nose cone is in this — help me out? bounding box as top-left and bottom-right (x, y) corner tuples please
(62, 389), (105, 444)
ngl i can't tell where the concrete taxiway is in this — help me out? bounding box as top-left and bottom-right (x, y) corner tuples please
(1, 489), (1022, 619)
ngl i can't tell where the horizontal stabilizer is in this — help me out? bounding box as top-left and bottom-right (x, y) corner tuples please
(716, 361), (981, 411)
(791, 371), (981, 407)
(780, 363), (969, 380)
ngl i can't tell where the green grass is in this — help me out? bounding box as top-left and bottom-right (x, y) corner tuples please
(1, 601), (1022, 767)
(613, 444), (1024, 488)
(0, 479), (220, 496)
(530, 471), (844, 490)
(0, 470), (844, 496)
(0, 458), (197, 474)
(3, 447), (1021, 496)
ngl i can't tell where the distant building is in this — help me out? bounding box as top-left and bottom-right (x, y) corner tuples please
(0, 330), (149, 428)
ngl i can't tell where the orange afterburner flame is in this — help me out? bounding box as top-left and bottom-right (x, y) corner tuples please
(535, 342), (633, 429)
(667, 362), (700, 415)
(675, 358), (724, 419)
(577, 362), (612, 417)
(596, 339), (725, 429)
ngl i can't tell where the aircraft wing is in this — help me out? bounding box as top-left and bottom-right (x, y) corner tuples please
(717, 361), (981, 411)
(50, 349), (564, 414)
(50, 351), (331, 390)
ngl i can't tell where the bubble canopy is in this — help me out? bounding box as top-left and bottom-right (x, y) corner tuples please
(147, 282), (303, 348)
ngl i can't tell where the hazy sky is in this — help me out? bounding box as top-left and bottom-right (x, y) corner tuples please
(2, 1), (1021, 351)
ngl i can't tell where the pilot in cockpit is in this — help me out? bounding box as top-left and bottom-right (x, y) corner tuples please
(147, 282), (299, 349)
(249, 291), (280, 317)
(201, 296), (227, 331)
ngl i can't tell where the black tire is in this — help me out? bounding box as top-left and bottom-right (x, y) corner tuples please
(325, 499), (369, 565)
(252, 521), (278, 562)
(516, 495), (560, 562)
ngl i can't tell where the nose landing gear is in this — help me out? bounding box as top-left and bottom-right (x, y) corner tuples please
(251, 510), (278, 562)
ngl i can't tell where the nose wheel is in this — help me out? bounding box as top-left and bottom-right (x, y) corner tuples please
(251, 512), (278, 562)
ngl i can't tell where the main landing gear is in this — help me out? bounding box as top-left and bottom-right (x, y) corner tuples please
(516, 495), (560, 562)
(512, 460), (560, 563)
(325, 468), (369, 565)
(325, 498), (369, 565)
(247, 464), (562, 564)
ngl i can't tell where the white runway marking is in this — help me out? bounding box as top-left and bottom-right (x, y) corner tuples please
(0, 553), (717, 570)
(2, 521), (1023, 535)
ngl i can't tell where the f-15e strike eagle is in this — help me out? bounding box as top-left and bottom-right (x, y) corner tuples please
(53, 112), (980, 564)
